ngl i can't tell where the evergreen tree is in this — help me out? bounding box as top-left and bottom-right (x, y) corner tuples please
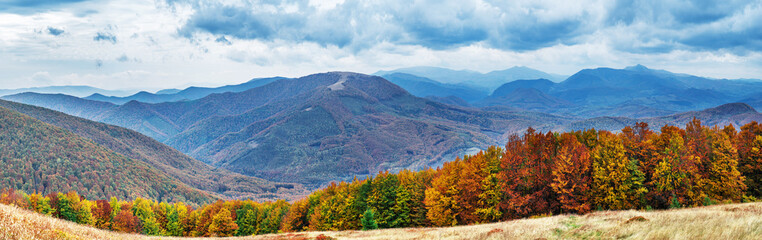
(361, 209), (378, 230)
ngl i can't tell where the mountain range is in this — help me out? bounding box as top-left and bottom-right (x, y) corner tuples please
(4, 65), (762, 189)
(84, 77), (282, 104)
(375, 66), (567, 91)
(0, 85), (133, 98)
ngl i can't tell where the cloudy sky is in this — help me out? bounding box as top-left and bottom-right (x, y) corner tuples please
(1, 0), (761, 90)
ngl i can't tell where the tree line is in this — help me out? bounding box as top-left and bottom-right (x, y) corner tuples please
(3, 118), (762, 236)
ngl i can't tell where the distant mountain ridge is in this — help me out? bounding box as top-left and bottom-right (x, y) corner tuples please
(85, 77), (283, 104)
(379, 72), (489, 102)
(374, 66), (567, 91)
(0, 85), (133, 98)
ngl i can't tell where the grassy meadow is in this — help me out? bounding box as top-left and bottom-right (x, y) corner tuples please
(3, 202), (762, 240)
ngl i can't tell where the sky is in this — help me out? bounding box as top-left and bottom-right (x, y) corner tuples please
(1, 0), (761, 90)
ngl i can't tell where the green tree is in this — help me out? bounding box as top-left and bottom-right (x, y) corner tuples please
(361, 209), (378, 230)
(235, 205), (258, 236)
(166, 206), (184, 236)
(57, 192), (77, 222)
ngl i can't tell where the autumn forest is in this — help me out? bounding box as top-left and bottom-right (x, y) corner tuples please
(2, 118), (762, 237)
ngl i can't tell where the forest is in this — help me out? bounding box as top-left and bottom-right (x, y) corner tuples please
(2, 118), (762, 237)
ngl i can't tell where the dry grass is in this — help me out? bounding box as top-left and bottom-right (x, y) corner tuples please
(3, 202), (762, 240)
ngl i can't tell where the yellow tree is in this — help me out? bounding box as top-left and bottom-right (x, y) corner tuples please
(651, 129), (704, 208)
(703, 130), (746, 202)
(591, 131), (645, 210)
(209, 208), (238, 237)
(424, 159), (462, 226)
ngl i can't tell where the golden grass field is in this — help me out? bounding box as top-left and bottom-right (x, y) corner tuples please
(2, 202), (762, 240)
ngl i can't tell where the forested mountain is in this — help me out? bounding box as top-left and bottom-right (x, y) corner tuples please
(0, 106), (215, 204)
(84, 77), (283, 104)
(0, 100), (306, 201)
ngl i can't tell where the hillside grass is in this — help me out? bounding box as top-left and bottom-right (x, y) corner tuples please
(2, 202), (762, 240)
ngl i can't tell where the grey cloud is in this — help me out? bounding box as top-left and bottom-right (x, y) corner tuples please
(215, 36), (231, 45)
(47, 27), (64, 36)
(94, 32), (116, 44)
(167, 0), (761, 53)
(0, 0), (89, 14)
(606, 0), (760, 53)
(169, 0), (593, 51)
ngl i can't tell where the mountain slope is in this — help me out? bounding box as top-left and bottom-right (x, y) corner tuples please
(0, 106), (215, 204)
(0, 100), (305, 201)
(85, 77), (282, 104)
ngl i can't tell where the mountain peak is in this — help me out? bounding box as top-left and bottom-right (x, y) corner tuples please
(704, 103), (757, 115)
(625, 64), (650, 71)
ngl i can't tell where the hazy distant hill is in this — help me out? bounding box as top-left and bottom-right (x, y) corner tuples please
(549, 65), (762, 112)
(380, 73), (488, 102)
(0, 100), (305, 201)
(490, 79), (555, 97)
(3, 93), (115, 119)
(0, 105), (215, 204)
(84, 77), (283, 104)
(478, 88), (574, 112)
(562, 103), (762, 132)
(375, 66), (566, 91)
